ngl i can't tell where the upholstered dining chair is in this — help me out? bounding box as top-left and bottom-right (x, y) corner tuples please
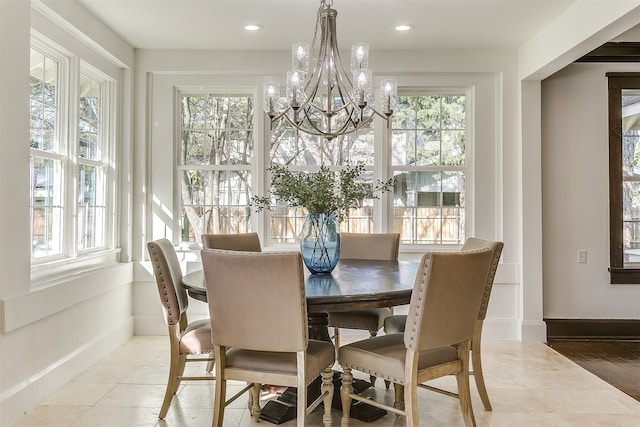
(201, 249), (335, 427)
(147, 238), (216, 419)
(339, 248), (494, 427)
(201, 232), (262, 252)
(327, 232), (400, 387)
(383, 237), (504, 411)
(200, 232), (262, 372)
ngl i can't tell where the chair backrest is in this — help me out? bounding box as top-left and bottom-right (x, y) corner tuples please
(201, 232), (262, 252)
(404, 249), (493, 352)
(339, 232), (400, 261)
(147, 238), (189, 326)
(201, 249), (307, 352)
(461, 238), (504, 320)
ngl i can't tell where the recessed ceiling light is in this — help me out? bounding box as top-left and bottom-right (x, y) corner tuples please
(395, 24), (414, 32)
(244, 24), (263, 31)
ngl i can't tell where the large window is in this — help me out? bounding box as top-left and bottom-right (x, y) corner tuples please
(177, 89), (469, 248)
(179, 93), (255, 242)
(29, 39), (116, 269)
(77, 71), (108, 251)
(392, 94), (466, 245)
(30, 46), (64, 257)
(607, 73), (640, 283)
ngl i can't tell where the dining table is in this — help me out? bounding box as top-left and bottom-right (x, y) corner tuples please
(181, 258), (419, 341)
(180, 257), (419, 424)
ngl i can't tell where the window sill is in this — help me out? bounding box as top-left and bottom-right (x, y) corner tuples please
(609, 267), (640, 284)
(30, 248), (121, 288)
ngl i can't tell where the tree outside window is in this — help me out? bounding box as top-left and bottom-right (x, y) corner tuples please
(179, 94), (254, 242)
(178, 90), (469, 247)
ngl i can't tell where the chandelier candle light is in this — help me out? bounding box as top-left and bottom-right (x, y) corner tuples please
(263, 0), (397, 140)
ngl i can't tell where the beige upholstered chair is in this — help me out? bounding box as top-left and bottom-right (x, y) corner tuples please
(201, 249), (335, 427)
(339, 248), (494, 426)
(327, 232), (400, 386)
(200, 232), (261, 372)
(383, 237), (503, 411)
(147, 239), (216, 419)
(201, 232), (262, 252)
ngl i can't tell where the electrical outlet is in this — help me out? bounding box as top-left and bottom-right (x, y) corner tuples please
(578, 250), (588, 264)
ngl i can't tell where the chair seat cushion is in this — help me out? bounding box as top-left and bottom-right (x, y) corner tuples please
(339, 333), (458, 385)
(383, 314), (407, 333)
(179, 319), (214, 355)
(328, 307), (392, 331)
(225, 340), (335, 385)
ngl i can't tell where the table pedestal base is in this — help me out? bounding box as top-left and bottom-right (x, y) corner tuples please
(259, 372), (387, 424)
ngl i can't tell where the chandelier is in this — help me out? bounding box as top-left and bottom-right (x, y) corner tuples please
(263, 0), (397, 141)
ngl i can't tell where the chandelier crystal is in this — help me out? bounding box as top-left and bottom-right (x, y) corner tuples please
(263, 0), (397, 141)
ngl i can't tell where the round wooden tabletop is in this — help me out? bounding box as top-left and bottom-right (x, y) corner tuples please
(181, 258), (418, 313)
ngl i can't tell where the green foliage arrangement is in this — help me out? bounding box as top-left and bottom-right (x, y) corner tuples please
(250, 163), (395, 223)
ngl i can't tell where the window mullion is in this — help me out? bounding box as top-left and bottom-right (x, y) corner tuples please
(66, 55), (80, 259)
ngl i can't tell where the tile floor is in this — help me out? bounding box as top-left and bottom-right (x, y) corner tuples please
(12, 335), (640, 427)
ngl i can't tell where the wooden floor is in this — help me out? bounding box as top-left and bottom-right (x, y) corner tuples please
(548, 341), (640, 402)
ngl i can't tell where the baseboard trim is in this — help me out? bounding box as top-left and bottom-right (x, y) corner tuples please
(0, 318), (133, 427)
(545, 318), (640, 341)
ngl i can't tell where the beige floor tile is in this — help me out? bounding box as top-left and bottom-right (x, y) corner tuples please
(11, 337), (640, 427)
(94, 383), (167, 408)
(121, 364), (179, 385)
(157, 407), (213, 427)
(41, 382), (115, 406)
(533, 388), (639, 414)
(477, 411), (574, 427)
(10, 405), (90, 427)
(72, 363), (137, 385)
(564, 412), (640, 427)
(68, 406), (158, 427)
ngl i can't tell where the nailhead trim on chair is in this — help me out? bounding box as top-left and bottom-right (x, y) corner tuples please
(342, 363), (405, 386)
(477, 244), (503, 320)
(407, 253), (430, 348)
(149, 244), (177, 325)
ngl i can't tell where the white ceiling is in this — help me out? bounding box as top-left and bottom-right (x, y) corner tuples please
(76, 0), (581, 51)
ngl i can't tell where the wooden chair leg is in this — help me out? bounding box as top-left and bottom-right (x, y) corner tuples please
(369, 330), (378, 387)
(471, 329), (492, 410)
(159, 352), (184, 419)
(404, 371), (419, 426)
(457, 342), (477, 427)
(340, 367), (354, 425)
(393, 383), (405, 410)
(212, 349), (226, 427)
(321, 367), (334, 427)
(250, 383), (261, 421)
(205, 351), (214, 373)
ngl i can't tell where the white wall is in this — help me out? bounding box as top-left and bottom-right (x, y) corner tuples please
(0, 2), (134, 426)
(541, 63), (640, 319)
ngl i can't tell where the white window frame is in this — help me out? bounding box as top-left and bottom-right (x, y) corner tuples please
(30, 33), (120, 285)
(259, 86), (473, 250)
(175, 87), (259, 244)
(388, 87), (472, 251)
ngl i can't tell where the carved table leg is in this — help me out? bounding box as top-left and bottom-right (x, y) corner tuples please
(307, 312), (332, 341)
